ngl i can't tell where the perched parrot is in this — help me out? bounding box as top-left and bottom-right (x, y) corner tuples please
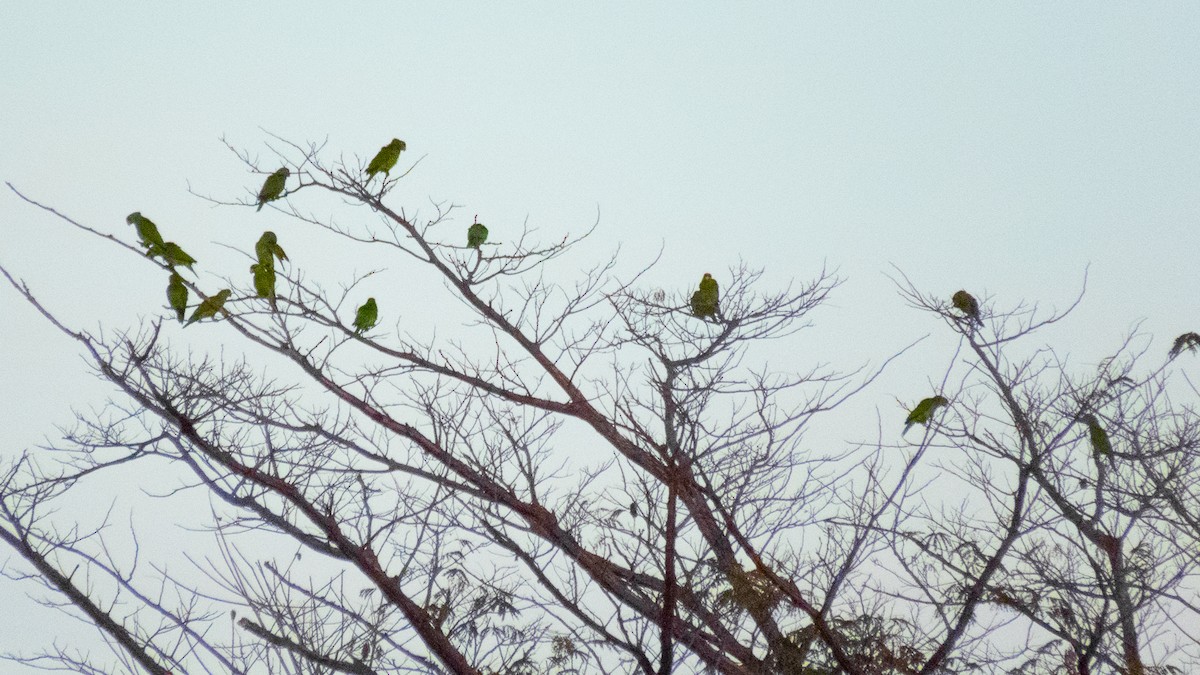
(186, 289), (232, 325)
(952, 290), (980, 323)
(166, 272), (188, 323)
(699, 273), (719, 307)
(904, 395), (949, 434)
(255, 231), (287, 265)
(126, 212), (166, 252)
(467, 217), (488, 249)
(1076, 413), (1113, 461)
(250, 262), (276, 306)
(353, 297), (378, 335)
(690, 273), (719, 319)
(1169, 332), (1200, 359)
(256, 168), (290, 211)
(365, 138), (406, 180)
(157, 242), (197, 269)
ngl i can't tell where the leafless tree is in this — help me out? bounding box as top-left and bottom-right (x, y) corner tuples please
(1, 137), (1197, 674)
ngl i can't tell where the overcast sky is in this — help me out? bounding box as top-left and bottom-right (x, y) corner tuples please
(2, 3), (1199, 668)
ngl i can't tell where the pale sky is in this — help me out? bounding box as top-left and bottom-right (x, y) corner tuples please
(2, 3), (1199, 670)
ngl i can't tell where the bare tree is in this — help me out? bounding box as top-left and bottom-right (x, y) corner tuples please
(1, 137), (1197, 674)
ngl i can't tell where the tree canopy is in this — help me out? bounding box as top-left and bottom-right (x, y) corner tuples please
(2, 137), (1199, 675)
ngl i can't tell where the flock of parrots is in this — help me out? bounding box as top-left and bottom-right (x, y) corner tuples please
(904, 290), (1199, 460)
(125, 139), (1200, 449)
(124, 139), (489, 335)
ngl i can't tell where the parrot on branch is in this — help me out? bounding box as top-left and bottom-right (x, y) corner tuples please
(690, 273), (719, 319)
(353, 297), (378, 336)
(126, 212), (166, 253)
(186, 289), (232, 325)
(1169, 332), (1200, 359)
(166, 272), (188, 323)
(904, 395), (949, 434)
(157, 242), (197, 269)
(1076, 413), (1113, 461)
(365, 138), (406, 181)
(256, 168), (290, 211)
(467, 216), (488, 250)
(952, 290), (980, 324)
(255, 231), (287, 265)
(250, 262), (276, 307)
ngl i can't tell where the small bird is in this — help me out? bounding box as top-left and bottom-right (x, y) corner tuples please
(166, 272), (188, 323)
(186, 289), (232, 325)
(1076, 413), (1113, 461)
(904, 395), (949, 434)
(365, 138), (406, 181)
(255, 231), (288, 265)
(250, 262), (276, 307)
(353, 297), (378, 335)
(256, 168), (290, 211)
(156, 242), (197, 269)
(690, 273), (719, 319)
(952, 290), (980, 324)
(467, 216), (488, 249)
(1168, 332), (1200, 359)
(126, 212), (166, 252)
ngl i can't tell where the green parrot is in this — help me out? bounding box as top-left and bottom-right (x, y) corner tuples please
(365, 138), (406, 180)
(255, 231), (288, 265)
(126, 212), (166, 252)
(156, 242), (197, 269)
(904, 395), (949, 434)
(166, 272), (188, 323)
(952, 290), (980, 323)
(1169, 332), (1200, 359)
(690, 273), (719, 319)
(250, 262), (276, 306)
(256, 167), (290, 211)
(467, 217), (488, 249)
(186, 289), (232, 325)
(353, 297), (378, 335)
(1076, 413), (1113, 461)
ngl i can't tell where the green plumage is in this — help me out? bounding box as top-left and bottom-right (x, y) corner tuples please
(1169, 332), (1200, 359)
(256, 168), (290, 211)
(1077, 413), (1113, 460)
(467, 220), (488, 249)
(186, 289), (232, 325)
(952, 290), (980, 323)
(156, 242), (196, 269)
(904, 395), (949, 434)
(365, 139), (406, 180)
(127, 212), (166, 252)
(166, 272), (188, 323)
(690, 273), (719, 319)
(251, 262), (276, 304)
(255, 231), (287, 265)
(353, 297), (378, 335)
